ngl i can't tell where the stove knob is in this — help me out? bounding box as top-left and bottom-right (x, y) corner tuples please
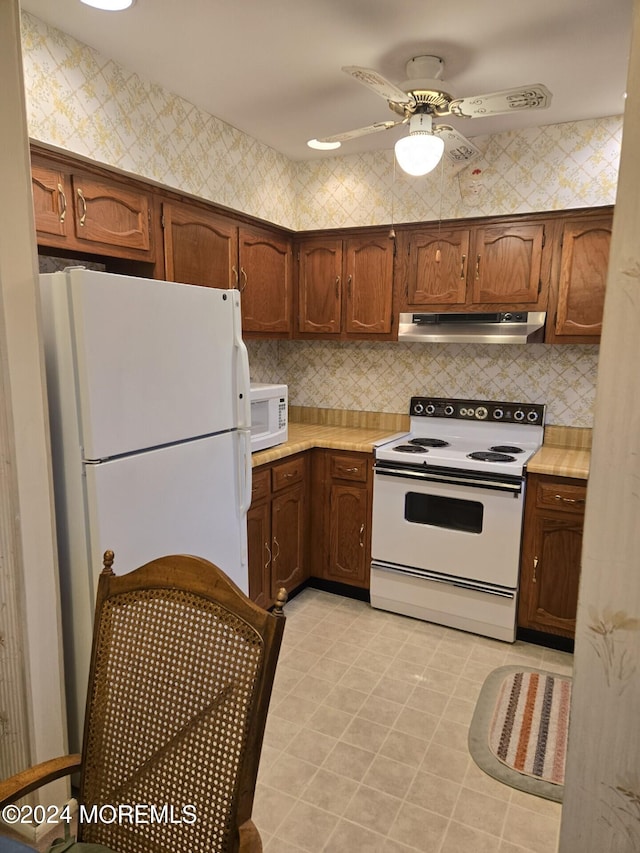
(514, 409), (525, 422)
(444, 405), (454, 416)
(475, 406), (488, 420)
(527, 410), (540, 423)
(414, 402), (424, 414)
(425, 403), (435, 415)
(493, 408), (504, 420)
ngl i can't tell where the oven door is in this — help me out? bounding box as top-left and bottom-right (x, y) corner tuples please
(371, 463), (525, 588)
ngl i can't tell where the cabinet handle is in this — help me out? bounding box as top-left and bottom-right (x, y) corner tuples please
(533, 556), (538, 583)
(460, 254), (466, 279)
(272, 537), (280, 562)
(77, 188), (87, 226)
(57, 183), (67, 223)
(341, 467), (359, 474)
(232, 265), (239, 288)
(264, 542), (272, 569)
(553, 494), (585, 505)
(347, 274), (352, 296)
(475, 254), (481, 279)
(335, 275), (340, 298)
(240, 267), (248, 292)
(283, 471), (295, 479)
(359, 523), (365, 548)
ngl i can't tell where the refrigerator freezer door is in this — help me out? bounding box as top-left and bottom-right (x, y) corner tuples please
(60, 269), (247, 460)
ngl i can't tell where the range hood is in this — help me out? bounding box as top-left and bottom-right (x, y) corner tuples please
(398, 312), (546, 344)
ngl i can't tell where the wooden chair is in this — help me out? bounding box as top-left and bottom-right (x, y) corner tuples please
(0, 551), (287, 853)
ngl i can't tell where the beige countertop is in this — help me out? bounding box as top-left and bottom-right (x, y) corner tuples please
(252, 413), (593, 480)
(527, 425), (592, 479)
(251, 422), (399, 467)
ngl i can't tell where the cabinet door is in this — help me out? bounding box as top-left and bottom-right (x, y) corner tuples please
(519, 513), (583, 637)
(405, 227), (470, 305)
(553, 217), (612, 339)
(472, 223), (544, 304)
(271, 484), (306, 598)
(344, 235), (394, 334)
(240, 227), (292, 334)
(71, 174), (152, 255)
(31, 163), (70, 239)
(297, 239), (342, 334)
(247, 500), (272, 609)
(328, 484), (370, 587)
(163, 200), (238, 288)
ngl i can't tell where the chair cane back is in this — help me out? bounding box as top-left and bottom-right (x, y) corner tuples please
(0, 552), (286, 853)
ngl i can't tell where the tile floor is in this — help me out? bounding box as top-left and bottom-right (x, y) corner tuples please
(254, 587), (573, 853)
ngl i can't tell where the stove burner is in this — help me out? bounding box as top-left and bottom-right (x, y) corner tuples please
(467, 451), (516, 463)
(395, 444), (429, 453)
(409, 437), (450, 448)
(490, 445), (524, 454)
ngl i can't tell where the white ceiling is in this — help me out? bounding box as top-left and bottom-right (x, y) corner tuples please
(20, 0), (633, 162)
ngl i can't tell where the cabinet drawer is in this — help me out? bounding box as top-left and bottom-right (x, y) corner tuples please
(536, 480), (587, 513)
(329, 454), (368, 482)
(272, 456), (305, 491)
(251, 468), (271, 503)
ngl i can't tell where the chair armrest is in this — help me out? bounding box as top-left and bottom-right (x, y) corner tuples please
(238, 819), (262, 853)
(0, 754), (82, 807)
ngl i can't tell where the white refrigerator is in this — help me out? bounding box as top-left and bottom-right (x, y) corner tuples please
(40, 268), (252, 751)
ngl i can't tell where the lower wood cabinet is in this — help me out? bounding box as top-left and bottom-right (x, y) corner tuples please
(247, 454), (308, 607)
(518, 473), (587, 638)
(311, 450), (373, 589)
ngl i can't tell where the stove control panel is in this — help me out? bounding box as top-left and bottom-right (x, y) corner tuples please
(410, 397), (545, 425)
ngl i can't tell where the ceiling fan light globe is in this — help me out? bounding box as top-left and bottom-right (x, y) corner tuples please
(394, 133), (444, 176)
(80, 0), (135, 9)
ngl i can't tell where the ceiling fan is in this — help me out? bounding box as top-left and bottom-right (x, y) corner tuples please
(309, 56), (552, 176)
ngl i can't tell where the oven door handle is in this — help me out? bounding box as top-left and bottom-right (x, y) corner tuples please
(373, 464), (522, 494)
(371, 561), (516, 599)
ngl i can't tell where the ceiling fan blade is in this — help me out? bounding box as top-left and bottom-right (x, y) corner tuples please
(342, 66), (415, 107)
(446, 84), (552, 118)
(433, 125), (482, 167)
(318, 119), (406, 144)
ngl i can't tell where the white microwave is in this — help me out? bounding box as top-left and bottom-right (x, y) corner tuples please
(249, 383), (288, 452)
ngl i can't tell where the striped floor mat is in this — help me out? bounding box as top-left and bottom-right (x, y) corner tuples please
(489, 669), (571, 786)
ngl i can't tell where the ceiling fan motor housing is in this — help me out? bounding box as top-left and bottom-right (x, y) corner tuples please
(392, 55), (453, 117)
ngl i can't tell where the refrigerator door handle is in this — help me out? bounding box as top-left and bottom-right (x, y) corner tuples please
(238, 427), (253, 516)
(231, 291), (251, 430)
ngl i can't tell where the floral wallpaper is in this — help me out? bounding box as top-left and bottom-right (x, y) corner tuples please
(20, 12), (621, 428)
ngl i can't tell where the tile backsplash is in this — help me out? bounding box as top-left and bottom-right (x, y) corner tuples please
(247, 340), (599, 427)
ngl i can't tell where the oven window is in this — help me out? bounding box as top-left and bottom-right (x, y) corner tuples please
(404, 491), (484, 533)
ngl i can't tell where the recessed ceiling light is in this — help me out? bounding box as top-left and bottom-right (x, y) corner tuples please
(80, 0), (135, 10)
(307, 139), (341, 151)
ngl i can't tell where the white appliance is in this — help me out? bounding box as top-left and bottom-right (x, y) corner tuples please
(371, 396), (545, 643)
(40, 268), (252, 751)
(249, 382), (288, 452)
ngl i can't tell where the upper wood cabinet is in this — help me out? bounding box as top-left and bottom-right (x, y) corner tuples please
(162, 199), (238, 288)
(546, 211), (613, 343)
(31, 155), (155, 262)
(31, 162), (71, 240)
(397, 218), (548, 312)
(296, 232), (395, 339)
(163, 201), (292, 336)
(238, 225), (293, 336)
